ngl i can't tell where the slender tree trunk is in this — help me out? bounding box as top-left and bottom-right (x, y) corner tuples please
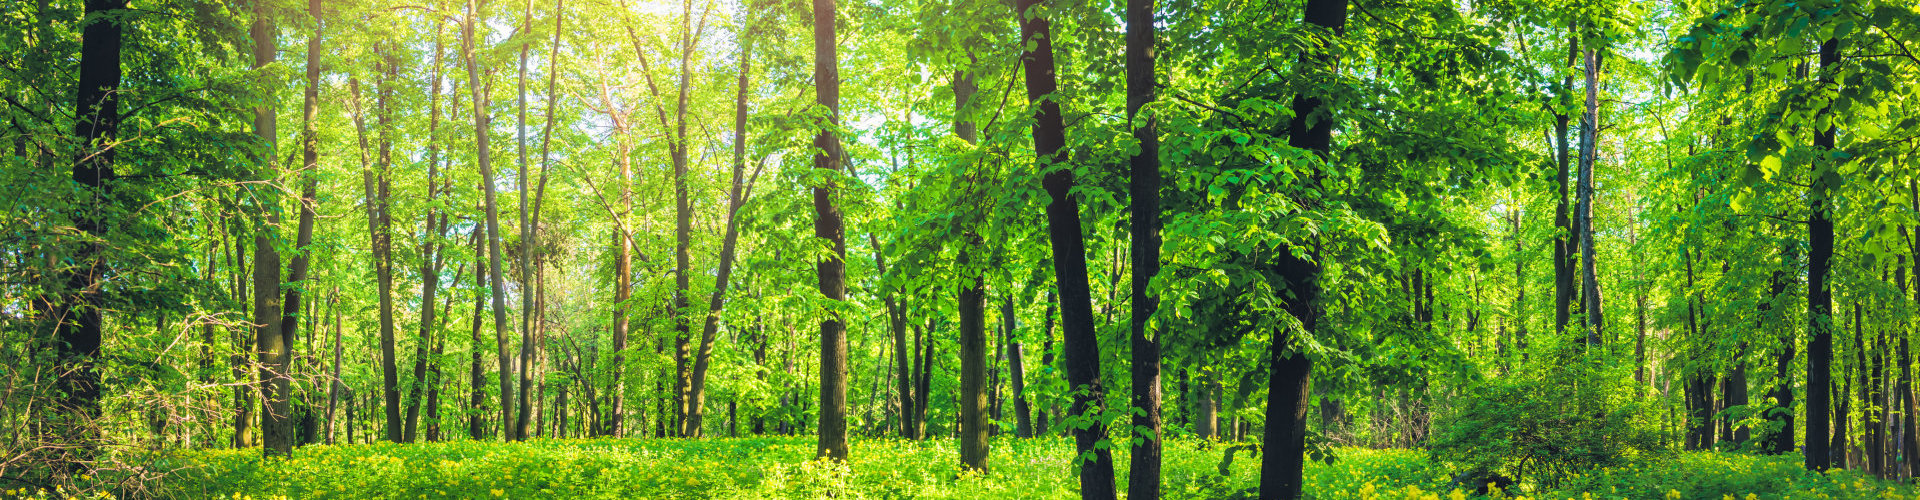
(464, 0), (520, 441)
(1126, 0), (1163, 492)
(683, 19), (754, 437)
(1014, 0), (1115, 495)
(1575, 47), (1603, 345)
(953, 67), (990, 473)
(669, 0), (699, 438)
(812, 0), (850, 460)
(405, 27), (450, 444)
(249, 2), (293, 458)
(512, 0), (537, 443)
(1764, 260), (1796, 455)
(1005, 296), (1032, 439)
(468, 228), (489, 440)
(1262, 0), (1343, 496)
(1552, 28), (1577, 338)
(874, 234), (916, 439)
(280, 0), (325, 453)
(1804, 35), (1839, 472)
(1510, 202), (1525, 371)
(1904, 218), (1920, 480)
(1035, 291), (1055, 435)
(325, 289), (343, 444)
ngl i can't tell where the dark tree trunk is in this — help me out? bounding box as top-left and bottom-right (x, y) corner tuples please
(469, 229), (489, 440)
(1904, 221), (1920, 480)
(1036, 291), (1056, 435)
(1803, 35), (1839, 472)
(874, 234), (916, 439)
(464, 0), (519, 441)
(512, 0), (537, 443)
(1015, 0), (1117, 495)
(281, 0), (325, 453)
(249, 2), (292, 458)
(1552, 29), (1577, 337)
(684, 17), (752, 437)
(405, 26), (450, 444)
(812, 0), (850, 460)
(954, 68), (990, 473)
(1126, 0), (1163, 494)
(1763, 260), (1797, 455)
(670, 0), (698, 439)
(1724, 342), (1750, 446)
(1262, 0), (1343, 496)
(56, 0), (125, 442)
(1574, 47), (1603, 344)
(1005, 296), (1032, 439)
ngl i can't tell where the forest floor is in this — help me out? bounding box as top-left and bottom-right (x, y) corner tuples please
(117, 436), (1916, 499)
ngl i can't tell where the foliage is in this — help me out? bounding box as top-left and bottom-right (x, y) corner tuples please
(1428, 356), (1662, 489)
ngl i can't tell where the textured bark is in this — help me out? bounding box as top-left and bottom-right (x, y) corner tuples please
(468, 229), (488, 440)
(404, 26), (450, 445)
(1552, 29), (1577, 337)
(249, 2), (292, 458)
(1263, 0), (1342, 496)
(953, 68), (990, 474)
(669, 0), (699, 438)
(513, 0), (537, 443)
(874, 234), (915, 439)
(684, 19), (752, 437)
(1125, 0), (1163, 495)
(812, 0), (850, 460)
(1804, 36), (1838, 472)
(1574, 47), (1604, 344)
(1015, 0), (1115, 495)
(57, 0), (125, 437)
(463, 0), (519, 440)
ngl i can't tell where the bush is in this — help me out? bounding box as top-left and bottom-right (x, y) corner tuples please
(1428, 358), (1662, 489)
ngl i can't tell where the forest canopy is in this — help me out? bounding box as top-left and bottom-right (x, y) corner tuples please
(3, 0), (1920, 497)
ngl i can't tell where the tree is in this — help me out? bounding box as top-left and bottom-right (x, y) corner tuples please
(1802, 34), (1839, 473)
(1574, 45), (1603, 345)
(1262, 0), (1345, 497)
(1125, 0), (1164, 493)
(250, 0), (292, 457)
(954, 66), (989, 473)
(682, 4), (757, 439)
(812, 0), (850, 461)
(1013, 0), (1117, 495)
(404, 20), (450, 444)
(463, 0), (519, 442)
(55, 0), (127, 452)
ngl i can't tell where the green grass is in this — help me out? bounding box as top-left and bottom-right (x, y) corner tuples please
(116, 437), (1919, 499)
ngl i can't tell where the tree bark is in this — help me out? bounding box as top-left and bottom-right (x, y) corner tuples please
(468, 228), (489, 440)
(512, 0), (537, 443)
(1014, 0), (1116, 495)
(1804, 35), (1838, 472)
(1126, 0), (1163, 492)
(873, 234), (916, 439)
(249, 1), (293, 458)
(404, 24), (451, 444)
(683, 16), (753, 437)
(1552, 29), (1577, 337)
(812, 0), (850, 461)
(953, 67), (990, 473)
(1262, 0), (1343, 496)
(670, 0), (699, 438)
(1575, 47), (1603, 345)
(1763, 259), (1796, 455)
(56, 0), (126, 443)
(462, 0), (519, 441)
(1005, 296), (1032, 439)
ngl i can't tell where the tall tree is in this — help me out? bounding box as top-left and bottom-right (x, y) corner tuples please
(1803, 35), (1839, 472)
(250, 0), (291, 457)
(56, 0), (126, 440)
(281, 0), (325, 451)
(1013, 0), (1116, 495)
(405, 22), (451, 444)
(1574, 46), (1603, 344)
(1262, 0), (1344, 497)
(1125, 0), (1164, 493)
(812, 0), (850, 461)
(954, 66), (989, 473)
(513, 0), (538, 442)
(682, 3), (756, 438)
(464, 0), (519, 441)
(669, 0), (699, 437)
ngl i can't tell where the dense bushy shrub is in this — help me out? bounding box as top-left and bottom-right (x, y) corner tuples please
(1427, 357), (1662, 489)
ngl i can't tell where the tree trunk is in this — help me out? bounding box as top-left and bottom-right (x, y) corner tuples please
(812, 0), (850, 461)
(281, 0), (325, 453)
(874, 234), (916, 439)
(249, 2), (292, 458)
(325, 289), (343, 444)
(1763, 260), (1796, 455)
(1006, 296), (1032, 439)
(1015, 0), (1116, 495)
(56, 0), (125, 444)
(1804, 35), (1839, 472)
(1552, 28), (1577, 338)
(953, 67), (990, 473)
(1262, 0), (1343, 496)
(405, 26), (450, 444)
(1904, 218), (1920, 480)
(1574, 47), (1603, 345)
(464, 0), (520, 442)
(1126, 0), (1163, 493)
(469, 228), (489, 440)
(669, 0), (699, 438)
(512, 0), (537, 443)
(1036, 291), (1055, 435)
(683, 18), (753, 437)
